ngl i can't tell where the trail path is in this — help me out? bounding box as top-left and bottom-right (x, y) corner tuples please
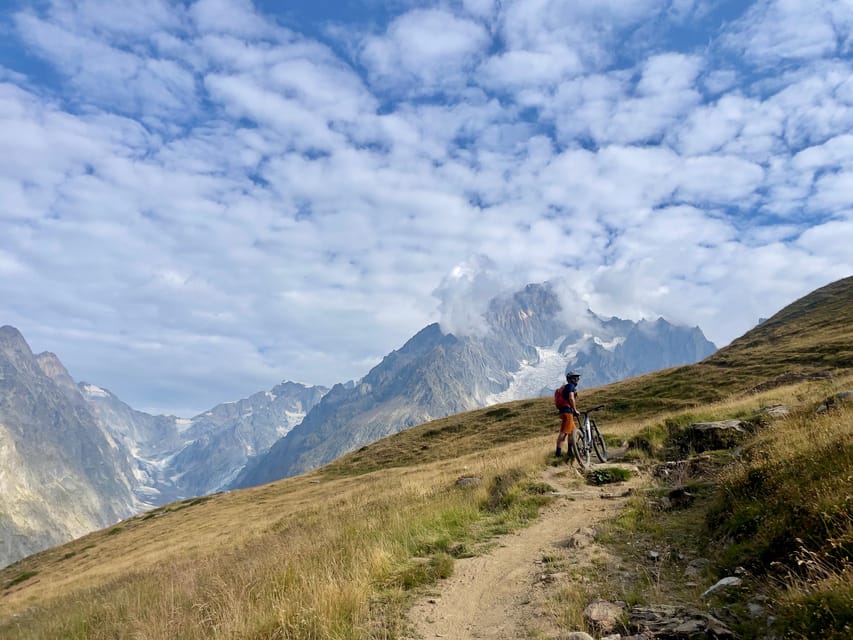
(407, 462), (643, 640)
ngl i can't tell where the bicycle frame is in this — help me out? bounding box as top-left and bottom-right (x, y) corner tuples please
(570, 405), (607, 468)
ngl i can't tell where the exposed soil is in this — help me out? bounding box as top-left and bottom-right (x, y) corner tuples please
(406, 461), (644, 639)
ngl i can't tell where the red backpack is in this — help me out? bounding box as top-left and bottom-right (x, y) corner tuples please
(554, 385), (571, 410)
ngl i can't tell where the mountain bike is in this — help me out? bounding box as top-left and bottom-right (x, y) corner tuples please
(569, 405), (607, 469)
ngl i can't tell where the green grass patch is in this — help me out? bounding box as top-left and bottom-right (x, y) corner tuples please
(483, 407), (518, 421)
(5, 571), (38, 589)
(626, 423), (667, 458)
(395, 553), (455, 590)
(777, 578), (853, 640)
(421, 422), (465, 439)
(706, 438), (853, 575)
(586, 467), (632, 485)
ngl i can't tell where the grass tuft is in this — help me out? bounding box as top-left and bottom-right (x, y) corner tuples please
(586, 467), (633, 485)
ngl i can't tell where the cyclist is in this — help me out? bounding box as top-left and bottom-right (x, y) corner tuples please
(554, 372), (581, 457)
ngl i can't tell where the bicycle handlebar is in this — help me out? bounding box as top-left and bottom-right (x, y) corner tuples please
(579, 405), (606, 414)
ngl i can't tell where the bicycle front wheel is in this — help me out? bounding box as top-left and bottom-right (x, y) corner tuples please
(590, 418), (607, 463)
(572, 428), (590, 469)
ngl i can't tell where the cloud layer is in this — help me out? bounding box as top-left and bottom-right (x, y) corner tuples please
(1, 0), (851, 415)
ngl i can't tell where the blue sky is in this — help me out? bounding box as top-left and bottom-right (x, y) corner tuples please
(1, 0), (852, 417)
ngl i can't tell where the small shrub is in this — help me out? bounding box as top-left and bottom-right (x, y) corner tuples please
(484, 469), (526, 512)
(396, 553), (454, 590)
(586, 467), (632, 485)
(5, 571), (38, 589)
(776, 580), (853, 640)
(523, 481), (555, 495)
(484, 407), (517, 421)
(602, 433), (624, 447)
(421, 423), (465, 439)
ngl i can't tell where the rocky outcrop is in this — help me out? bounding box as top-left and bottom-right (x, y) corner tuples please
(0, 326), (136, 568)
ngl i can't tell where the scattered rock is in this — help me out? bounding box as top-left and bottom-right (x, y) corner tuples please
(454, 476), (481, 488)
(656, 486), (696, 511)
(684, 558), (710, 578)
(558, 633), (595, 640)
(687, 420), (749, 452)
(537, 571), (569, 584)
(653, 456), (718, 485)
(761, 404), (790, 419)
(561, 527), (597, 549)
(647, 550), (661, 562)
(584, 599), (626, 634)
(630, 604), (734, 638)
(816, 390), (853, 413)
(702, 576), (743, 598)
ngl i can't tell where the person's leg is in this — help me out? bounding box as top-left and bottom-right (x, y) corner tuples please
(556, 412), (572, 455)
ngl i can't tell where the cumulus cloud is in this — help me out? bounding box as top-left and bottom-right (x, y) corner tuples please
(433, 255), (507, 337)
(723, 0), (853, 66)
(1, 0), (852, 414)
(360, 8), (490, 94)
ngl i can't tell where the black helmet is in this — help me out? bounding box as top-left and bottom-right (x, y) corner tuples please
(566, 372), (580, 382)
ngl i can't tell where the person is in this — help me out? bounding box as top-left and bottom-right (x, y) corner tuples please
(554, 372), (581, 457)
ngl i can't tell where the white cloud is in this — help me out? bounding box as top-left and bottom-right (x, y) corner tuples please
(2, 0), (853, 414)
(673, 155), (765, 205)
(433, 255), (506, 337)
(360, 8), (491, 93)
(723, 0), (853, 66)
(478, 47), (584, 91)
(189, 0), (272, 38)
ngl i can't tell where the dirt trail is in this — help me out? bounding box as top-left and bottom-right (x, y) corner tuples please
(407, 463), (643, 640)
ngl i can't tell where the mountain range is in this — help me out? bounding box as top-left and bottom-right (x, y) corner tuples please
(0, 281), (715, 567)
(235, 283), (715, 486)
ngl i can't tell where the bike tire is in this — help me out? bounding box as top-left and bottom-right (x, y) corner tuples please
(571, 428), (590, 469)
(590, 418), (607, 463)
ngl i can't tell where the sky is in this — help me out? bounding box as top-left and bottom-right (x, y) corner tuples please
(1, 0), (852, 417)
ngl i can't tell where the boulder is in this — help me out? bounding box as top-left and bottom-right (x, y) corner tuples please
(584, 599), (626, 634)
(702, 576), (743, 598)
(687, 420), (748, 452)
(761, 404), (791, 419)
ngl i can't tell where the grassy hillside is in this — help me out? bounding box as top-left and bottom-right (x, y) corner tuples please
(1, 276), (851, 638)
(323, 276), (853, 478)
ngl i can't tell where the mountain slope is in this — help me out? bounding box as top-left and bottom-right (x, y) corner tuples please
(0, 327), (135, 568)
(1, 276), (850, 638)
(0, 326), (328, 567)
(81, 380), (328, 503)
(319, 275), (853, 478)
(235, 283), (716, 486)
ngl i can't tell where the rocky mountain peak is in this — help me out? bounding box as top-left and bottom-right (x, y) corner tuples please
(36, 352), (81, 397)
(0, 325), (33, 358)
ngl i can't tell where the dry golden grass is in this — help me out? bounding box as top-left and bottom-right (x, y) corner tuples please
(2, 276), (851, 638)
(0, 439), (548, 639)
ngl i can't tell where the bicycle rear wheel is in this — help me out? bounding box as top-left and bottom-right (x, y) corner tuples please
(571, 428), (590, 469)
(590, 418), (607, 463)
